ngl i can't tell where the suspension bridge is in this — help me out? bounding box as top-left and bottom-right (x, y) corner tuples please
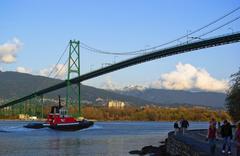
(1, 32), (240, 108)
(0, 6), (240, 118)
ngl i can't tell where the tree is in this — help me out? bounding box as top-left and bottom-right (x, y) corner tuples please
(225, 68), (240, 122)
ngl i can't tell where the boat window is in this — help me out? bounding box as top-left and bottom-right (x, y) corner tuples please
(60, 109), (67, 117)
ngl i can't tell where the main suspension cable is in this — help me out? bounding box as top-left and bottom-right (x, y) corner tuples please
(80, 6), (240, 55)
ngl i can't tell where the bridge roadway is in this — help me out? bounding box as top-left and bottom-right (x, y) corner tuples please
(1, 32), (240, 108)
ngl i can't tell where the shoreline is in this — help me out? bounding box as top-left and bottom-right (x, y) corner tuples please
(0, 118), (211, 122)
(129, 139), (169, 156)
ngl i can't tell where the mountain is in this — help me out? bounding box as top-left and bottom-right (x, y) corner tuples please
(0, 71), (153, 105)
(116, 88), (226, 108)
(0, 71), (227, 108)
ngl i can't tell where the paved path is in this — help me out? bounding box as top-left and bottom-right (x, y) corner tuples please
(172, 129), (238, 156)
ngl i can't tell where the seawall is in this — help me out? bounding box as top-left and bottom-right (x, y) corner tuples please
(166, 129), (209, 156)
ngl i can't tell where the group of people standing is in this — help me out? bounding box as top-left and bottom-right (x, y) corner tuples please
(173, 117), (240, 155)
(174, 117), (189, 135)
(206, 118), (240, 155)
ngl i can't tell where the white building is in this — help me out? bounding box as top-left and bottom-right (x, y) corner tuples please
(19, 114), (29, 120)
(107, 100), (125, 108)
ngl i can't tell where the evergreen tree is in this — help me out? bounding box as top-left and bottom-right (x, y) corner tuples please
(225, 68), (240, 122)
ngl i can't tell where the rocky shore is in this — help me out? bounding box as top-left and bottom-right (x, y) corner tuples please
(129, 139), (170, 156)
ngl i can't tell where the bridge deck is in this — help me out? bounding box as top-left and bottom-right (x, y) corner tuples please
(172, 129), (237, 156)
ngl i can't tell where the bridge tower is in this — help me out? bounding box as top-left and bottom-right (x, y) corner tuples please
(66, 40), (81, 117)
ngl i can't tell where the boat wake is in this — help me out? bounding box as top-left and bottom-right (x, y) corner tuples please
(75, 124), (102, 132)
(90, 125), (102, 129)
(0, 124), (101, 133)
(0, 126), (42, 132)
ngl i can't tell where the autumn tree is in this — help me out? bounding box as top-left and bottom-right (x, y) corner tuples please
(225, 68), (240, 122)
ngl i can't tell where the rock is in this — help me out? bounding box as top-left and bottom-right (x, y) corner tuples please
(129, 150), (143, 155)
(142, 145), (159, 154)
(129, 143), (170, 156)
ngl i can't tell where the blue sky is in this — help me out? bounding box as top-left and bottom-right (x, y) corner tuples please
(0, 0), (240, 92)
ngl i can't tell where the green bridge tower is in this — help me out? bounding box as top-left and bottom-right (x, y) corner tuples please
(66, 40), (81, 117)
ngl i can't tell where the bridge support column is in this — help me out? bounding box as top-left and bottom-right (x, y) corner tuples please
(66, 40), (81, 117)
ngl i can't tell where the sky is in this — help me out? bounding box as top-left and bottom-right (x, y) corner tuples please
(0, 0), (240, 93)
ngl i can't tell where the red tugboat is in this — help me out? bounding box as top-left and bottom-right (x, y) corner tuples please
(24, 96), (94, 131)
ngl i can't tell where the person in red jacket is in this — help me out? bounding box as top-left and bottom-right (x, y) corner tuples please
(207, 124), (217, 155)
(209, 117), (217, 128)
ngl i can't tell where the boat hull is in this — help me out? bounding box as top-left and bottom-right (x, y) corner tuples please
(24, 123), (45, 129)
(49, 121), (94, 131)
(24, 120), (94, 131)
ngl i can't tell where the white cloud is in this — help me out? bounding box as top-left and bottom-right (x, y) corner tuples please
(100, 63), (229, 93)
(16, 66), (32, 74)
(150, 63), (228, 92)
(39, 64), (67, 79)
(0, 38), (23, 63)
(101, 76), (121, 90)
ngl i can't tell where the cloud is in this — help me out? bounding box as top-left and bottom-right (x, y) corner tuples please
(101, 63), (229, 93)
(0, 38), (23, 63)
(101, 76), (121, 90)
(150, 63), (228, 92)
(39, 68), (50, 77)
(39, 64), (67, 79)
(16, 66), (32, 74)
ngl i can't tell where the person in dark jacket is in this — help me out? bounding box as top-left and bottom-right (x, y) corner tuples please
(217, 121), (221, 136)
(174, 121), (180, 135)
(221, 119), (233, 154)
(180, 118), (189, 135)
(235, 122), (240, 156)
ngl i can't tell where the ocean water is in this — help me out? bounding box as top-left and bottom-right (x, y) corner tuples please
(0, 121), (208, 156)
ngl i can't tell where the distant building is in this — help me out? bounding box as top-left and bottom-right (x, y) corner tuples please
(19, 114), (29, 120)
(29, 116), (38, 120)
(19, 114), (37, 120)
(107, 100), (125, 108)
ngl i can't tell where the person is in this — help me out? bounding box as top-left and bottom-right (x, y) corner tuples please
(221, 119), (233, 154)
(209, 117), (217, 128)
(174, 121), (180, 135)
(180, 118), (189, 135)
(235, 122), (240, 156)
(217, 121), (221, 136)
(207, 124), (217, 155)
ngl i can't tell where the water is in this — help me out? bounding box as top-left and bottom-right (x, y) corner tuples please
(0, 121), (208, 156)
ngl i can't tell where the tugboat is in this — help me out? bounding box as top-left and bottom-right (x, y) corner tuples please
(24, 96), (94, 131)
